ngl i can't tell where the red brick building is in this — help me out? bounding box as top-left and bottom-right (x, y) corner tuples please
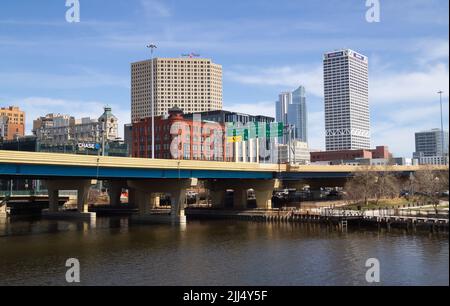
(311, 146), (392, 163)
(133, 107), (231, 161)
(0, 106), (25, 140)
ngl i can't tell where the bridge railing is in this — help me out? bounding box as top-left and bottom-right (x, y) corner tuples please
(0, 190), (78, 198)
(362, 208), (449, 219)
(320, 208), (364, 218)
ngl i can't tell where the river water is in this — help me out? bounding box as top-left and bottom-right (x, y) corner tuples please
(0, 217), (448, 286)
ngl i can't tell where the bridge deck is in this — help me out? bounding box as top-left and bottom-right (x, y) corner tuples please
(0, 150), (447, 180)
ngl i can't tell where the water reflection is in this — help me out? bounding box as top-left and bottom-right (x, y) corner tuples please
(0, 217), (448, 286)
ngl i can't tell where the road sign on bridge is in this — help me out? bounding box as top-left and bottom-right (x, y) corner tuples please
(226, 122), (283, 143)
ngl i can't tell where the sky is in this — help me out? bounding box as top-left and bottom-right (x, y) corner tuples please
(0, 0), (448, 157)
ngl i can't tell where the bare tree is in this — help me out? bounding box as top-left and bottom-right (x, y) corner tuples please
(344, 166), (378, 206)
(412, 167), (449, 215)
(373, 171), (401, 206)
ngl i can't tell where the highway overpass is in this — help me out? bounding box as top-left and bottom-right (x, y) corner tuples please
(0, 151), (447, 224)
(0, 150), (438, 180)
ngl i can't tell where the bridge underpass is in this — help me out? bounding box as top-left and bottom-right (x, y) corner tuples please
(0, 150), (447, 224)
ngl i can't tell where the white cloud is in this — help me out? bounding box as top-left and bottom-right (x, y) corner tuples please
(12, 97), (130, 138)
(226, 65), (323, 97)
(0, 70), (129, 90)
(414, 39), (450, 65)
(140, 0), (171, 18)
(370, 63), (449, 104)
(372, 101), (449, 157)
(383, 0), (449, 26)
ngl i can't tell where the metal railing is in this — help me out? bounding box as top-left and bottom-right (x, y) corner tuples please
(0, 190), (79, 197)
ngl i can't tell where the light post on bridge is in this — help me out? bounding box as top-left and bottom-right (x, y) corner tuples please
(147, 43), (157, 159)
(438, 91), (446, 159)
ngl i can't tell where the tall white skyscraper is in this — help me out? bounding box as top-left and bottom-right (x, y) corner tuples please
(323, 49), (370, 151)
(131, 57), (223, 123)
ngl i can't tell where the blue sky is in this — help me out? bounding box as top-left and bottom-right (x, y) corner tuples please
(0, 0), (448, 157)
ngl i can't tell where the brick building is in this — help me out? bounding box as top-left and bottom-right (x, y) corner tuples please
(0, 106), (25, 140)
(311, 146), (392, 163)
(132, 107), (231, 161)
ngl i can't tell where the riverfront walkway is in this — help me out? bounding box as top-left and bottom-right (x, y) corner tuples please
(186, 206), (449, 232)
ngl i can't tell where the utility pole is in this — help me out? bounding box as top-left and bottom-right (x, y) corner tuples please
(147, 44), (157, 159)
(438, 91), (445, 156)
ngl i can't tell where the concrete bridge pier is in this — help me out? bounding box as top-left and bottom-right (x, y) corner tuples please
(127, 188), (137, 208)
(0, 204), (7, 219)
(107, 180), (128, 207)
(229, 186), (247, 210)
(253, 180), (279, 210)
(206, 179), (280, 210)
(43, 179), (96, 221)
(128, 178), (197, 224)
(205, 181), (226, 208)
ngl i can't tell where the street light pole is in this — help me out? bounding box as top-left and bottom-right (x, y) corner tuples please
(438, 91), (445, 156)
(147, 44), (157, 159)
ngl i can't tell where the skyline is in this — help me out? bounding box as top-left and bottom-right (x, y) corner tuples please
(0, 0), (448, 157)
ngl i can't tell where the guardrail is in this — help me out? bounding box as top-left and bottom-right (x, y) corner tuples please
(319, 207), (448, 220)
(0, 190), (78, 197)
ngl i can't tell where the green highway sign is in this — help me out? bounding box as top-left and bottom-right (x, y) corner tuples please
(226, 122), (283, 143)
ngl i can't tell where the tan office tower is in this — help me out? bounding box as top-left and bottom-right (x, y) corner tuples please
(131, 57), (223, 123)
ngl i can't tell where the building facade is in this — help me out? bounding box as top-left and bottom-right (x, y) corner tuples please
(414, 129), (449, 158)
(183, 110), (274, 126)
(415, 155), (449, 166)
(132, 107), (229, 161)
(124, 123), (133, 157)
(185, 110), (276, 163)
(323, 49), (370, 151)
(413, 129), (449, 165)
(33, 107), (119, 154)
(276, 85), (308, 144)
(132, 108), (278, 163)
(0, 106), (25, 140)
(311, 146), (392, 164)
(278, 141), (310, 165)
(131, 57), (223, 123)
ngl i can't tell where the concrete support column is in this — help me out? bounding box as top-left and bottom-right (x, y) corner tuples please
(210, 189), (226, 208)
(135, 190), (152, 216)
(108, 181), (124, 207)
(233, 187), (248, 210)
(77, 184), (90, 213)
(150, 194), (161, 209)
(127, 179), (196, 224)
(205, 181), (226, 208)
(128, 188), (136, 208)
(170, 189), (187, 219)
(254, 189), (273, 210)
(0, 204), (7, 218)
(206, 179), (279, 211)
(255, 179), (280, 210)
(43, 179), (95, 221)
(48, 188), (59, 213)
